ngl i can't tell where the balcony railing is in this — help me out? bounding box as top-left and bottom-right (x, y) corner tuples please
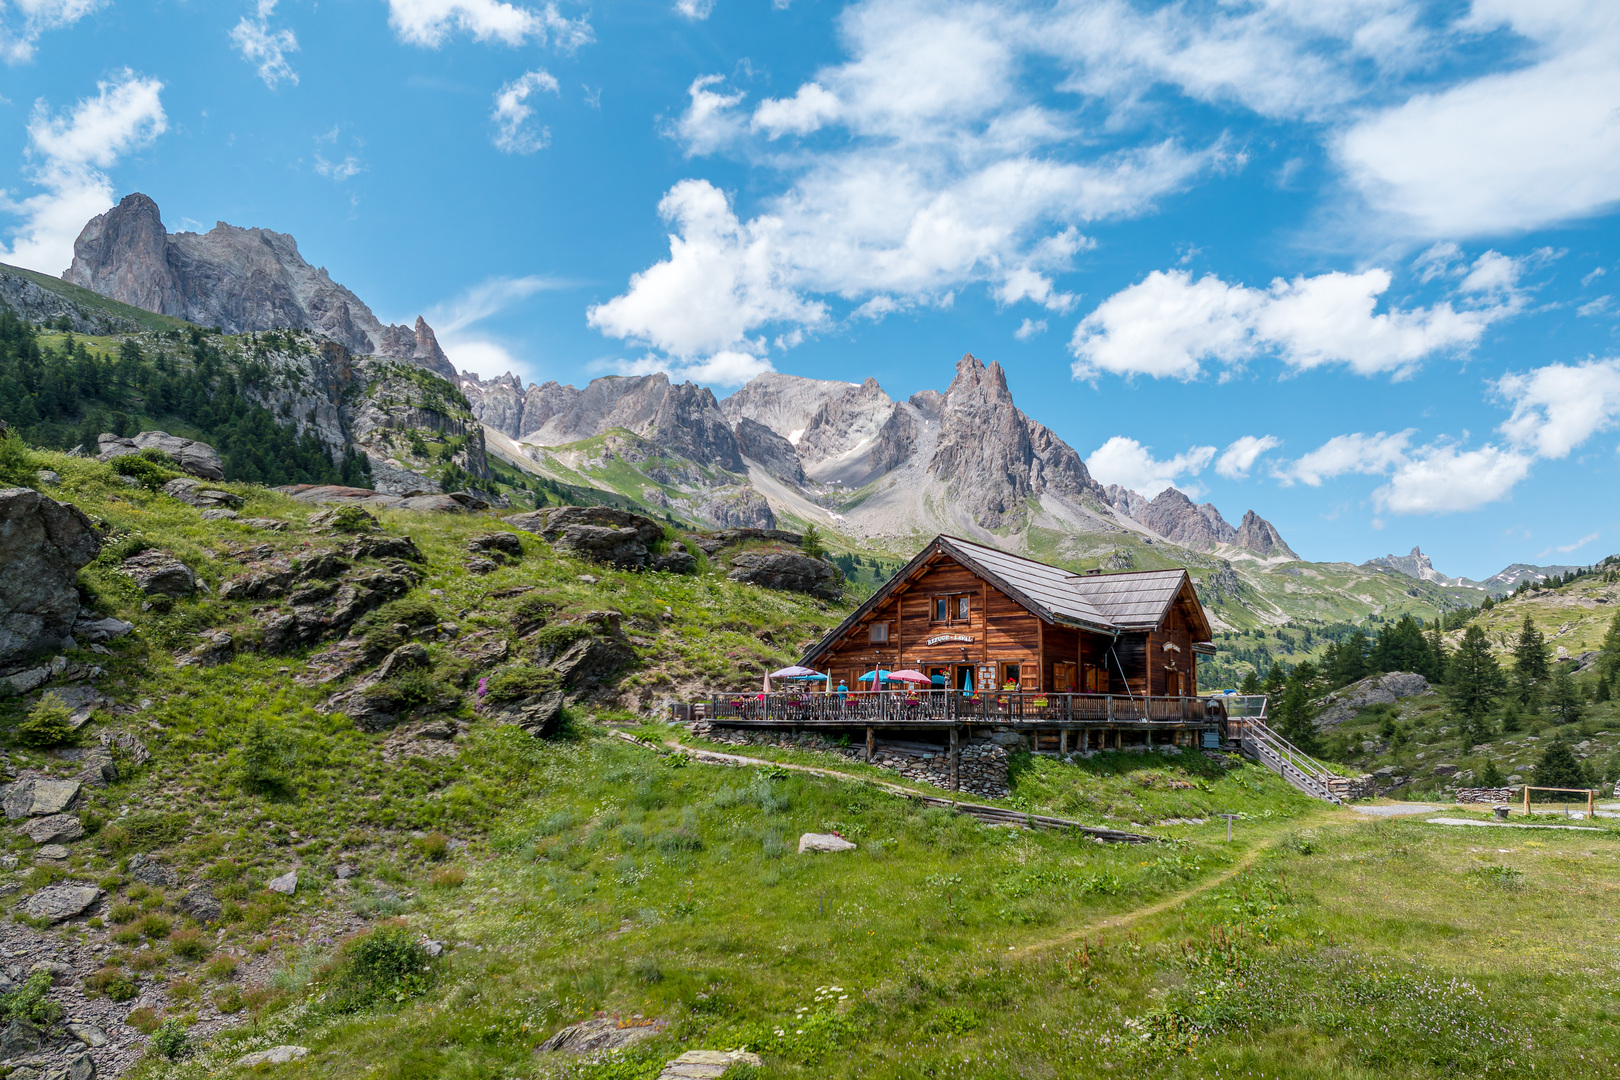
(702, 690), (1227, 726)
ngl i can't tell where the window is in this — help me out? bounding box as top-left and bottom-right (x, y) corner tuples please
(934, 597), (949, 622)
(958, 595), (970, 621)
(868, 622), (889, 643)
(931, 594), (972, 623)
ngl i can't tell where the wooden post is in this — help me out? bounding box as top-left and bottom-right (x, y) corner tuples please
(1060, 729), (1068, 756)
(1589, 789), (1595, 818)
(866, 726), (874, 763)
(950, 726), (959, 792)
(1523, 783), (1530, 816)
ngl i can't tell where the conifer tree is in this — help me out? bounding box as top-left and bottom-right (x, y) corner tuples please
(1549, 665), (1584, 725)
(1600, 611), (1620, 683)
(1531, 739), (1589, 795)
(1511, 616), (1550, 706)
(1479, 759), (1505, 787)
(1238, 669), (1261, 695)
(1450, 625), (1504, 725)
(1426, 623), (1449, 684)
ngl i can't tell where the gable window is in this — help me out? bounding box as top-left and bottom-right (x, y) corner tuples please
(868, 622), (889, 643)
(931, 595), (972, 623)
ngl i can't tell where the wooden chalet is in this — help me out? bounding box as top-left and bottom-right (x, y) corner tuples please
(803, 534), (1216, 705)
(697, 537), (1229, 778)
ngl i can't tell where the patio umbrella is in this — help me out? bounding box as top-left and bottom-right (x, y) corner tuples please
(930, 673), (947, 685)
(885, 669), (932, 684)
(770, 665), (826, 679)
(960, 670), (973, 695)
(858, 670), (891, 682)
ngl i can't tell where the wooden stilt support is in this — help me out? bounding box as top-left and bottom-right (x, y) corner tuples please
(1060, 729), (1068, 756)
(866, 726), (875, 763)
(950, 726), (960, 792)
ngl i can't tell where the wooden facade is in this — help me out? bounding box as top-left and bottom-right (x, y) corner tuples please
(802, 535), (1214, 704)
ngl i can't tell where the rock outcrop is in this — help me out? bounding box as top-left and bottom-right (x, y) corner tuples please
(64, 193), (455, 378)
(503, 506), (694, 572)
(0, 488), (101, 666)
(96, 431), (225, 481)
(1140, 488), (1236, 552)
(1314, 672), (1433, 727)
(726, 551), (843, 600)
(733, 417), (805, 485)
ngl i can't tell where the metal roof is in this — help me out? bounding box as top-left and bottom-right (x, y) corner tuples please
(801, 534), (1213, 665)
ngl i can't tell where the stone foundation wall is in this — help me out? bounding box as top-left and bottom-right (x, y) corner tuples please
(1456, 787), (1517, 804)
(689, 723), (1011, 799)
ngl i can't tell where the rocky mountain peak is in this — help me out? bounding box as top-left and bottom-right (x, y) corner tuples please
(65, 193), (455, 379)
(1140, 488), (1236, 552)
(927, 354), (1105, 528)
(1233, 509), (1299, 559)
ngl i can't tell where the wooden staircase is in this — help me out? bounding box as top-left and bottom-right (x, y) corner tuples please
(1224, 699), (1348, 805)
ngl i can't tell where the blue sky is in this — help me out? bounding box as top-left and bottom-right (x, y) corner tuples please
(2, 0), (1619, 580)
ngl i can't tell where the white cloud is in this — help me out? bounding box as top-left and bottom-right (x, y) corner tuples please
(1275, 430), (1413, 487)
(606, 349), (774, 389)
(491, 69), (559, 154)
(1549, 531), (1599, 556)
(587, 179), (828, 358)
(1496, 358), (1620, 459)
(0, 70), (166, 274)
(1013, 317), (1046, 341)
(1335, 6), (1620, 237)
(1373, 445), (1533, 515)
(231, 0), (298, 88)
(1071, 267), (1509, 381)
(0, 0), (99, 64)
(672, 75), (747, 157)
(599, 0), (1211, 368)
(385, 0), (591, 50)
(1578, 296), (1612, 318)
(1085, 436), (1215, 498)
(425, 274), (569, 380)
(314, 153), (363, 180)
(1215, 434), (1280, 480)
(673, 0), (713, 20)
(752, 82), (840, 138)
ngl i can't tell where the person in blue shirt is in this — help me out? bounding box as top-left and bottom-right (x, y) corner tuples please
(836, 680), (849, 705)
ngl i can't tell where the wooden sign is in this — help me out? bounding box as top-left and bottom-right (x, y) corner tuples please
(924, 633), (974, 646)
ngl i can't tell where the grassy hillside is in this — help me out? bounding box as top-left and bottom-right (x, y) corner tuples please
(0, 446), (1615, 1077)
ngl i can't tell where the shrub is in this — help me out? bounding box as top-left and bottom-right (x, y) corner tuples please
(16, 691), (76, 748)
(83, 967), (139, 1001)
(413, 832), (449, 861)
(212, 985), (244, 1013)
(240, 717), (295, 795)
(130, 950), (165, 971)
(125, 1007), (160, 1034)
(0, 430), (37, 487)
(138, 913), (173, 940)
(429, 867), (465, 888)
(0, 971), (62, 1024)
(325, 505), (377, 533)
(109, 902), (140, 924)
(111, 454), (181, 490)
(170, 929), (210, 960)
(204, 955), (239, 980)
(100, 811), (188, 854)
(327, 926), (435, 1013)
(111, 928), (141, 946)
(655, 827), (703, 853)
(149, 1018), (189, 1060)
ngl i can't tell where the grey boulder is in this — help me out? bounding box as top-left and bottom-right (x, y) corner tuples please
(161, 477), (242, 509)
(0, 488), (101, 665)
(178, 885), (222, 924)
(19, 884), (100, 922)
(1314, 672), (1432, 727)
(20, 814), (83, 845)
(798, 832), (857, 853)
(726, 551), (843, 600)
(539, 1017), (664, 1054)
(267, 870), (298, 895)
(127, 853), (178, 889)
(117, 549), (196, 597)
(73, 616), (132, 644)
(2, 778), (82, 820)
(97, 431), (224, 481)
(504, 506), (681, 571)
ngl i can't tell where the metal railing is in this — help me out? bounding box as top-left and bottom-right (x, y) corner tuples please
(704, 690), (1225, 726)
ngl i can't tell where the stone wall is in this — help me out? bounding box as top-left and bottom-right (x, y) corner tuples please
(1456, 787), (1517, 804)
(689, 723), (1010, 799)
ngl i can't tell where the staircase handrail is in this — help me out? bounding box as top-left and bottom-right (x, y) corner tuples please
(1243, 721), (1338, 784)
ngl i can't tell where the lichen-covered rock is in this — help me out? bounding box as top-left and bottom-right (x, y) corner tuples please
(19, 883), (100, 922)
(161, 476), (243, 509)
(98, 431), (225, 481)
(176, 630), (234, 667)
(539, 1017), (665, 1055)
(2, 778), (82, 820)
(0, 488), (101, 665)
(20, 814), (83, 845)
(726, 551), (843, 600)
(117, 549), (196, 597)
(127, 854), (178, 888)
(487, 689), (566, 737)
(178, 885), (222, 924)
(467, 532), (523, 557)
(798, 832), (857, 853)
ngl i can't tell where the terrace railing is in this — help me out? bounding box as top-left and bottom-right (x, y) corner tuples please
(705, 690), (1226, 726)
